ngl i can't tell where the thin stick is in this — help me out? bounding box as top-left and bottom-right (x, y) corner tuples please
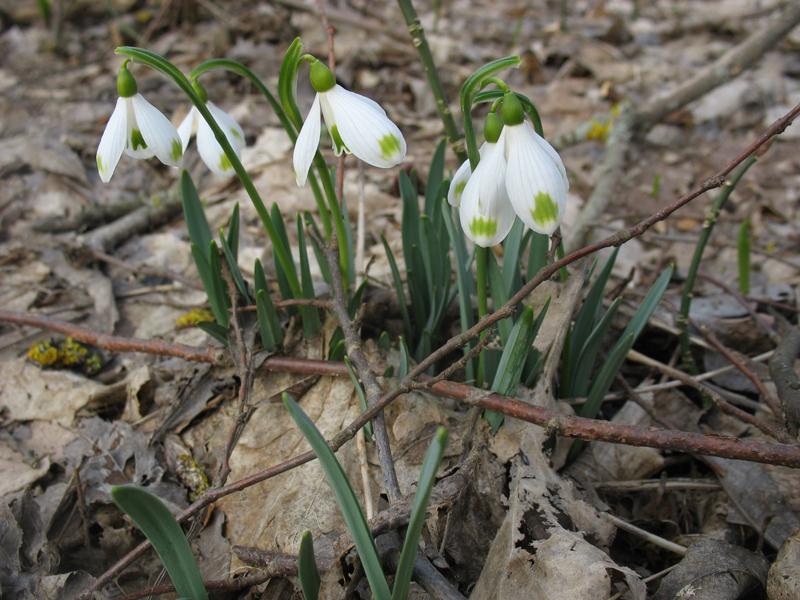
(0, 309), (217, 363)
(604, 513), (687, 556)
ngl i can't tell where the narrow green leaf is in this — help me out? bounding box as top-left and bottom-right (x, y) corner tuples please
(219, 228), (252, 304)
(196, 321), (229, 345)
(487, 254), (512, 344)
(487, 307), (536, 432)
(283, 395), (390, 600)
(305, 213), (333, 287)
(738, 219), (751, 295)
(571, 297), (622, 398)
(424, 139), (446, 216)
(191, 243), (228, 328)
(378, 331), (391, 352)
(398, 337), (410, 380)
(527, 231), (549, 280)
(344, 357), (373, 439)
(502, 219), (526, 294)
(270, 204), (296, 301)
(328, 327), (345, 361)
(391, 427), (448, 600)
(254, 259), (283, 348)
(442, 204), (476, 382)
(180, 171), (212, 263)
(298, 530), (320, 600)
(111, 486), (208, 600)
(226, 202), (240, 260)
(620, 265), (673, 342)
(278, 37), (304, 129)
(207, 241), (230, 327)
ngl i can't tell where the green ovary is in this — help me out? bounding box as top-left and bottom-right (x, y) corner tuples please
(130, 129), (147, 150)
(530, 192), (559, 228)
(469, 216), (497, 239)
(171, 139), (183, 162)
(218, 153), (232, 172)
(378, 134), (401, 160)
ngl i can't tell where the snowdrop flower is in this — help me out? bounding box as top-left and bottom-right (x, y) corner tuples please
(96, 62), (183, 183)
(177, 80), (245, 176)
(293, 58), (406, 186)
(500, 92), (569, 236)
(448, 141), (491, 207)
(459, 113), (515, 247)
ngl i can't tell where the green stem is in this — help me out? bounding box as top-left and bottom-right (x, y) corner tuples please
(678, 155), (757, 366)
(475, 245), (489, 387)
(116, 47), (302, 298)
(190, 58), (334, 241)
(395, 0), (466, 162)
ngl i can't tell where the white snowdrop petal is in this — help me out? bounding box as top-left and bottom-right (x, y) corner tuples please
(96, 96), (128, 182)
(293, 94), (322, 186)
(448, 158), (472, 207)
(196, 116), (236, 176)
(207, 101), (246, 153)
(528, 122), (568, 186)
(177, 106), (197, 152)
(505, 123), (567, 236)
(318, 93), (344, 155)
(325, 85), (406, 168)
(124, 98), (154, 159)
(459, 141), (515, 247)
(130, 93), (183, 167)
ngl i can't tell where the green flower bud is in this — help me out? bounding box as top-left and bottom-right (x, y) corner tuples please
(116, 62), (138, 98)
(191, 79), (209, 104)
(309, 59), (336, 93)
(500, 91), (524, 126)
(483, 111), (504, 143)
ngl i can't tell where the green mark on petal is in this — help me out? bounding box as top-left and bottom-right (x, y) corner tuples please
(329, 124), (347, 154)
(531, 192), (558, 228)
(130, 129), (147, 151)
(454, 180), (467, 200)
(219, 153), (232, 172)
(378, 134), (401, 160)
(231, 128), (243, 141)
(469, 216), (497, 239)
(96, 155), (105, 175)
(171, 139), (183, 162)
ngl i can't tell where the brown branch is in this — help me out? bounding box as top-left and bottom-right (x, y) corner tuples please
(0, 309), (218, 364)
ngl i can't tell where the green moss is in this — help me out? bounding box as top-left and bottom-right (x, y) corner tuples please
(378, 133), (401, 160)
(530, 192), (558, 229)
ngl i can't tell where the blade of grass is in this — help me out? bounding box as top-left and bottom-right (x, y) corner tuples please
(298, 530), (320, 600)
(282, 394), (390, 600)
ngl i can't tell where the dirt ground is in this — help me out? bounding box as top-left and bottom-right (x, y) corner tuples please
(1, 0), (800, 598)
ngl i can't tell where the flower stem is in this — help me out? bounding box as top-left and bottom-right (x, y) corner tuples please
(117, 47), (303, 298)
(475, 245), (489, 387)
(395, 0), (466, 162)
(677, 155), (757, 368)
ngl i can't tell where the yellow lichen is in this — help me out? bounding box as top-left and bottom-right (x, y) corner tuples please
(26, 337), (103, 376)
(176, 454), (210, 501)
(27, 340), (60, 367)
(175, 308), (215, 328)
(586, 119), (612, 142)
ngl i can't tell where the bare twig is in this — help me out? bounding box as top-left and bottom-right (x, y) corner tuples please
(0, 309), (218, 363)
(603, 513), (688, 556)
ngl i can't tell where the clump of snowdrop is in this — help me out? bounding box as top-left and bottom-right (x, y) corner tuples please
(456, 91), (569, 246)
(96, 61), (183, 182)
(293, 57), (406, 186)
(177, 79), (246, 176)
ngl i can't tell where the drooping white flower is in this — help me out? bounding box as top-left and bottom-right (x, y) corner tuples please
(96, 63), (183, 183)
(448, 142), (491, 207)
(459, 133), (516, 247)
(293, 59), (406, 186)
(177, 100), (245, 176)
(500, 94), (568, 236)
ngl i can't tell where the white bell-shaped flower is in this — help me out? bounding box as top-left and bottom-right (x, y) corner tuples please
(448, 142), (492, 207)
(293, 59), (406, 186)
(459, 116), (516, 248)
(501, 94), (568, 235)
(96, 64), (183, 183)
(177, 99), (245, 176)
